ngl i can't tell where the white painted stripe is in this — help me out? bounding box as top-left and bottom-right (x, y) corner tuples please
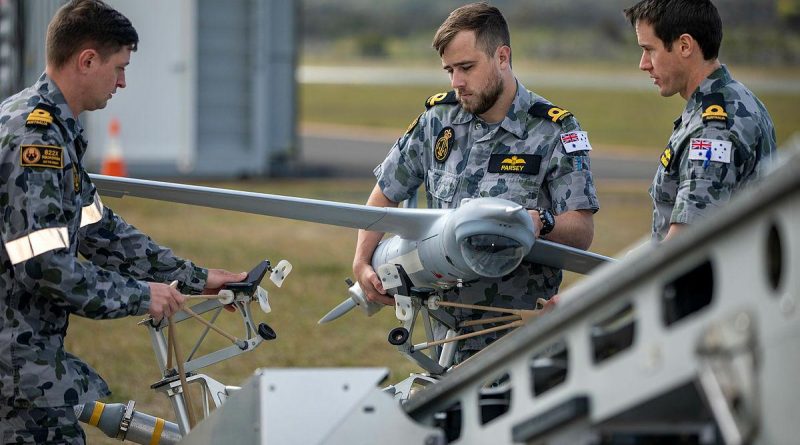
(4, 227), (69, 265)
(79, 194), (104, 228)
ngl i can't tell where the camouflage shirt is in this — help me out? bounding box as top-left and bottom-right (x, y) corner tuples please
(0, 73), (208, 409)
(651, 65), (776, 241)
(375, 79), (599, 352)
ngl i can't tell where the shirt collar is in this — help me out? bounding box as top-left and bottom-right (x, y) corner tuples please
(451, 78), (531, 139)
(33, 72), (84, 143)
(687, 65), (732, 111)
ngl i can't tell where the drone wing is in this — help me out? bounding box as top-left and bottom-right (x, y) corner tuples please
(90, 174), (443, 239)
(92, 175), (614, 274)
(526, 239), (613, 275)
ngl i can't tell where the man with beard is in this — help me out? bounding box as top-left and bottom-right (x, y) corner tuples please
(353, 2), (599, 363)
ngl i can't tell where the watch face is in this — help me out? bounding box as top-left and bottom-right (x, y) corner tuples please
(537, 208), (554, 234)
(543, 210), (555, 226)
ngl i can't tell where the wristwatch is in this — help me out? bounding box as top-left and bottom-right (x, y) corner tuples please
(534, 207), (555, 236)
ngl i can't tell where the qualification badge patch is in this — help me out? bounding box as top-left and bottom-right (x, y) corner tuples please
(434, 127), (454, 163)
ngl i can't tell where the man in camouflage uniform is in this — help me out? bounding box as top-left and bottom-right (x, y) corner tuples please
(0, 1), (245, 443)
(624, 0), (776, 242)
(353, 3), (599, 362)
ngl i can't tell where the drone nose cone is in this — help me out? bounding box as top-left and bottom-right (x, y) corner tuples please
(445, 197), (537, 280)
(460, 233), (527, 277)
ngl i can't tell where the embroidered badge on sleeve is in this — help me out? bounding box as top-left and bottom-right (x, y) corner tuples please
(688, 138), (732, 167)
(560, 131), (592, 153)
(20, 145), (64, 169)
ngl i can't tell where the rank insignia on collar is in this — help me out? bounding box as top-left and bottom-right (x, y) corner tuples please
(26, 104), (57, 128)
(405, 113), (421, 135)
(434, 127), (454, 163)
(701, 93), (728, 124)
(660, 146), (673, 169)
(20, 144), (64, 169)
(74, 168), (82, 193)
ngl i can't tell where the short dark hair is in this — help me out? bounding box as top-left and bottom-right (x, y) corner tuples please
(432, 2), (511, 62)
(46, 0), (138, 68)
(624, 0), (722, 60)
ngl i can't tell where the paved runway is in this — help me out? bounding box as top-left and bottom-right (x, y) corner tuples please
(298, 129), (656, 182)
(299, 65), (800, 94)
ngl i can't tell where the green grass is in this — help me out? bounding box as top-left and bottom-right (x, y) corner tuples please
(300, 83), (800, 151)
(74, 178), (651, 444)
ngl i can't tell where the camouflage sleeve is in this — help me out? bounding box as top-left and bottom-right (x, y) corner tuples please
(543, 118), (600, 214)
(671, 127), (753, 225)
(374, 113), (427, 203)
(1, 145), (151, 319)
(77, 192), (208, 295)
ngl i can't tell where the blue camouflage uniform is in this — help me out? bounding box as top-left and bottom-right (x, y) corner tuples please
(375, 79), (599, 358)
(0, 73), (207, 442)
(651, 65), (776, 240)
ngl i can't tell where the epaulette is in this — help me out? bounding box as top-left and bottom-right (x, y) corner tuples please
(404, 112), (422, 135)
(701, 93), (728, 126)
(25, 103), (58, 129)
(528, 102), (573, 124)
(425, 91), (458, 109)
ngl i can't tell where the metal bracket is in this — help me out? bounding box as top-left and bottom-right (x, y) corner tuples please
(695, 311), (760, 445)
(384, 373), (440, 403)
(385, 287), (462, 375)
(115, 400), (136, 440)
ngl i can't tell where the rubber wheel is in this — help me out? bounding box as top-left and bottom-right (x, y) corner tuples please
(258, 323), (277, 340)
(388, 327), (410, 345)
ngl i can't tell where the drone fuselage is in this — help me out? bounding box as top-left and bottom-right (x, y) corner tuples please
(373, 197), (536, 291)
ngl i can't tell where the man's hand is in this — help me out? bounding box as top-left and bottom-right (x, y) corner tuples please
(352, 184), (399, 306)
(353, 261), (394, 306)
(203, 269), (248, 294)
(147, 282), (186, 319)
(204, 269), (247, 313)
(541, 294), (561, 313)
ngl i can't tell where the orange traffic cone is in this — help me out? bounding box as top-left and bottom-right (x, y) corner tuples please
(101, 117), (127, 177)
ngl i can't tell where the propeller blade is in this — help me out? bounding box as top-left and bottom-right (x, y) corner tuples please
(525, 239), (614, 274)
(318, 298), (357, 324)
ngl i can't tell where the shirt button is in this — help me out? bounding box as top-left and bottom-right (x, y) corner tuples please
(475, 122), (481, 130)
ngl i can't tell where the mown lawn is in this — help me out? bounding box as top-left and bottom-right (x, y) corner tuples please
(300, 83), (799, 152)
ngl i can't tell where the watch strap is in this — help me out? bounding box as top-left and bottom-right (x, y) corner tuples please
(535, 207), (555, 236)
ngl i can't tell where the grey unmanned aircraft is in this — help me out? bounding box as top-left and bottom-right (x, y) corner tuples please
(91, 174), (613, 322)
(93, 175), (616, 377)
(92, 174), (614, 374)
